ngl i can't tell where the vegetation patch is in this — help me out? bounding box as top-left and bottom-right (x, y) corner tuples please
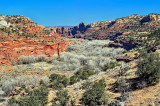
(81, 79), (108, 106)
(70, 68), (95, 85)
(9, 85), (49, 106)
(49, 73), (69, 90)
(136, 52), (160, 84)
(51, 40), (124, 72)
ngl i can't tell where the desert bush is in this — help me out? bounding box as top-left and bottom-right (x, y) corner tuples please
(103, 61), (119, 71)
(115, 77), (126, 92)
(70, 75), (79, 85)
(0, 78), (15, 96)
(66, 40), (123, 58)
(81, 81), (94, 90)
(35, 55), (46, 62)
(50, 40), (124, 72)
(136, 53), (160, 84)
(81, 79), (108, 106)
(75, 68), (95, 80)
(0, 75), (49, 95)
(94, 68), (101, 74)
(52, 90), (70, 106)
(19, 55), (35, 64)
(118, 92), (129, 102)
(49, 73), (69, 90)
(12, 85), (49, 106)
(70, 69), (95, 85)
(19, 55), (46, 64)
(9, 97), (17, 105)
(108, 100), (121, 106)
(136, 81), (147, 89)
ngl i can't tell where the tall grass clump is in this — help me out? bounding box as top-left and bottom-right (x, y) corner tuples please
(50, 40), (125, 71)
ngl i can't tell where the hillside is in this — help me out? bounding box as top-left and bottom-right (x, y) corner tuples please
(54, 13), (160, 50)
(0, 15), (73, 66)
(0, 14), (160, 106)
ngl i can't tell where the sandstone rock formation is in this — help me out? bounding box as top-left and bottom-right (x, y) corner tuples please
(59, 13), (160, 50)
(0, 15), (55, 37)
(0, 15), (74, 66)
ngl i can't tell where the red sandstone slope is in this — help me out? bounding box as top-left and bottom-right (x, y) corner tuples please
(0, 34), (73, 66)
(0, 15), (73, 66)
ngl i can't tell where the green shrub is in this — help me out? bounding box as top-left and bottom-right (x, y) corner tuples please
(108, 100), (121, 106)
(52, 90), (70, 106)
(119, 92), (129, 102)
(49, 73), (69, 90)
(10, 85), (49, 106)
(136, 53), (160, 84)
(16, 89), (21, 94)
(81, 79), (108, 106)
(148, 29), (160, 39)
(21, 84), (26, 89)
(9, 97), (17, 105)
(39, 79), (46, 86)
(70, 75), (80, 85)
(70, 69), (95, 85)
(81, 81), (94, 90)
(103, 61), (119, 71)
(115, 77), (126, 92)
(75, 69), (95, 80)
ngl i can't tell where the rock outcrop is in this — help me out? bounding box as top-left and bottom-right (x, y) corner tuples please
(60, 13), (160, 50)
(0, 15), (54, 37)
(0, 14), (73, 66)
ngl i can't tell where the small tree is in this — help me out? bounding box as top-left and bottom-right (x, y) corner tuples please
(13, 85), (49, 106)
(81, 79), (108, 106)
(69, 69), (95, 85)
(115, 77), (126, 92)
(103, 61), (119, 71)
(9, 97), (17, 105)
(81, 81), (94, 90)
(52, 90), (70, 106)
(108, 100), (121, 106)
(49, 73), (69, 90)
(136, 53), (160, 84)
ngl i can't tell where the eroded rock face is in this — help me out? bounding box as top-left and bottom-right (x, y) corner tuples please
(54, 22), (89, 37)
(0, 34), (73, 66)
(79, 22), (87, 32)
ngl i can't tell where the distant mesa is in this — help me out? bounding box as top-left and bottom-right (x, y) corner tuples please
(51, 26), (74, 28)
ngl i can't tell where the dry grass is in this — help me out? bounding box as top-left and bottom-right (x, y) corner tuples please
(126, 82), (160, 106)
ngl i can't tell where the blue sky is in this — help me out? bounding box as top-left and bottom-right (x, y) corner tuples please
(0, 0), (160, 26)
